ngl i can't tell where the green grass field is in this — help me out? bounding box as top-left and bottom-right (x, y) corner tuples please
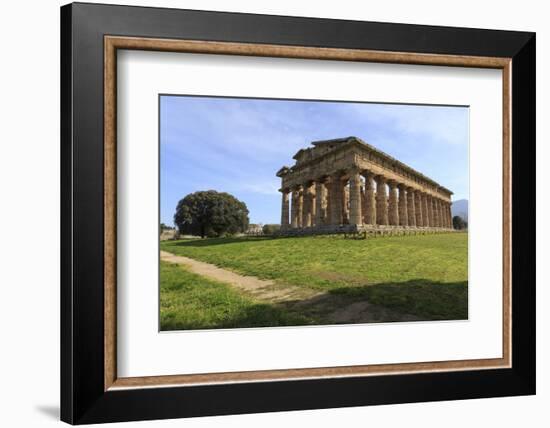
(160, 262), (311, 330)
(160, 233), (468, 330)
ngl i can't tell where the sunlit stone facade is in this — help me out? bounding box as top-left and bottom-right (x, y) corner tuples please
(277, 137), (453, 235)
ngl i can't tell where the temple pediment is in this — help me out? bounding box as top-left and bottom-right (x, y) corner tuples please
(276, 166), (290, 177)
(292, 136), (355, 165)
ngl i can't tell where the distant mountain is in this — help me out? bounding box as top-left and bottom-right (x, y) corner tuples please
(451, 199), (468, 222)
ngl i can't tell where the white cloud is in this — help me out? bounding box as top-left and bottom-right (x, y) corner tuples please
(345, 103), (469, 147)
(239, 180), (280, 196)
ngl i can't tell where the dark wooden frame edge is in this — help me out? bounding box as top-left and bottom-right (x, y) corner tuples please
(61, 2), (536, 424)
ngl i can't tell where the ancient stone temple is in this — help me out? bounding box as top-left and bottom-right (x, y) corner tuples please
(277, 136), (454, 235)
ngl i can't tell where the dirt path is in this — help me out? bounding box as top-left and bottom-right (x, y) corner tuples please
(161, 251), (321, 303)
(160, 250), (419, 324)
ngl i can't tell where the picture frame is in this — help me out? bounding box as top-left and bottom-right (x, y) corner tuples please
(60, 2), (535, 424)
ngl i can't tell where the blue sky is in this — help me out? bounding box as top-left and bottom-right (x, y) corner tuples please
(160, 95), (469, 226)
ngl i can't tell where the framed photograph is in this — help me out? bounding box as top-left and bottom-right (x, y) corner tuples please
(61, 2), (535, 424)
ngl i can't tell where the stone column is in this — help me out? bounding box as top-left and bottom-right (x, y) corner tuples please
(448, 203), (453, 228)
(280, 189), (290, 230)
(322, 183), (329, 225)
(421, 194), (427, 227)
(407, 187), (416, 227)
(329, 175), (343, 225)
(290, 188), (298, 228)
(314, 180), (325, 227)
(415, 191), (423, 227)
(422, 193), (429, 227)
(348, 169), (363, 226)
(360, 184), (367, 222)
(398, 184), (408, 226)
(376, 176), (388, 226)
(342, 184), (350, 224)
(388, 180), (399, 226)
(324, 181), (331, 225)
(296, 186), (304, 228)
(363, 172), (376, 225)
(302, 183), (312, 228)
(427, 195), (434, 227)
(433, 198), (440, 228)
(310, 186), (316, 226)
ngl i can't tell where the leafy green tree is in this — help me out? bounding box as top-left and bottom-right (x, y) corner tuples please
(452, 215), (467, 230)
(262, 224), (281, 235)
(174, 190), (249, 238)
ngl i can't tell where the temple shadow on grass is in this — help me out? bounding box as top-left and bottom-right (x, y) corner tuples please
(324, 279), (468, 321)
(161, 279), (468, 331)
(161, 301), (314, 331)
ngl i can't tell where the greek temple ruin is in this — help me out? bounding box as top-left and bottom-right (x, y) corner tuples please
(277, 136), (454, 235)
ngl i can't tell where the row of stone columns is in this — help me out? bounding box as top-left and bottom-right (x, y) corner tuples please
(281, 170), (452, 230)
